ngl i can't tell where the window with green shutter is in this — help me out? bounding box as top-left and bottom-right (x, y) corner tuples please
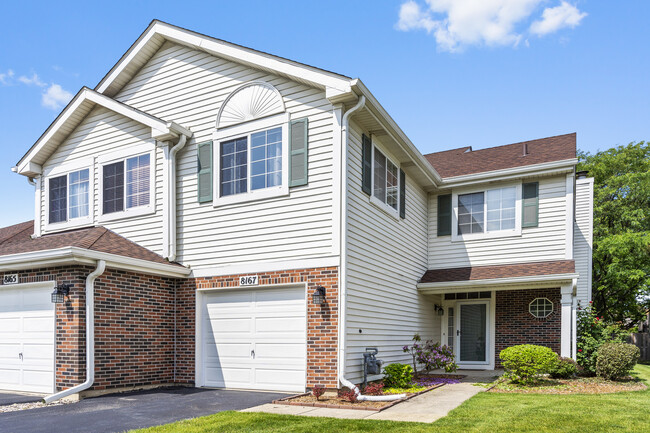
(522, 182), (539, 227)
(437, 194), (452, 236)
(197, 141), (213, 203)
(361, 134), (372, 195)
(289, 118), (308, 187)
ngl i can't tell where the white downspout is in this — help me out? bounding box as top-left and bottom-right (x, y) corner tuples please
(338, 96), (365, 385)
(339, 375), (404, 401)
(44, 260), (106, 403)
(167, 133), (191, 262)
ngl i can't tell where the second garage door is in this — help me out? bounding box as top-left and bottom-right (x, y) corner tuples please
(201, 287), (306, 392)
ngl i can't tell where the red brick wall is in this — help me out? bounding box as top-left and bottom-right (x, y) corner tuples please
(192, 266), (339, 388)
(495, 288), (561, 366)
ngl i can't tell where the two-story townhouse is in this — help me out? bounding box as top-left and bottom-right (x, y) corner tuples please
(0, 20), (593, 400)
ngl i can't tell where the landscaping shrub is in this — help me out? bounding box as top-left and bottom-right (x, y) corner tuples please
(337, 387), (358, 403)
(311, 385), (325, 400)
(595, 342), (640, 380)
(549, 357), (578, 379)
(500, 344), (558, 384)
(576, 302), (630, 375)
(403, 333), (458, 374)
(382, 363), (413, 388)
(363, 382), (384, 395)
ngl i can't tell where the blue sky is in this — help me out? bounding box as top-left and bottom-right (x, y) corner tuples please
(0, 1), (648, 227)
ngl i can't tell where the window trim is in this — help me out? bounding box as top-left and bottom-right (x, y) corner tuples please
(97, 145), (156, 223)
(43, 160), (94, 232)
(369, 141), (401, 219)
(212, 113), (289, 207)
(451, 182), (522, 242)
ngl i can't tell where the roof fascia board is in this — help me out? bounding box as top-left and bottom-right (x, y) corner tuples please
(0, 247), (190, 278)
(416, 272), (579, 292)
(439, 159), (578, 189)
(351, 79), (442, 187)
(96, 21), (353, 96)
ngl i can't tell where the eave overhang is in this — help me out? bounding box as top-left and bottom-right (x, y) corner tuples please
(417, 272), (579, 294)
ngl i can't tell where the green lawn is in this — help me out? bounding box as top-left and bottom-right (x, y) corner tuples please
(132, 364), (650, 433)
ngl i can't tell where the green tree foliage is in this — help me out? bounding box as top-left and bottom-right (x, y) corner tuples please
(578, 141), (650, 323)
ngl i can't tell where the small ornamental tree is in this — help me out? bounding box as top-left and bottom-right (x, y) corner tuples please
(403, 334), (458, 374)
(311, 385), (325, 400)
(576, 302), (630, 375)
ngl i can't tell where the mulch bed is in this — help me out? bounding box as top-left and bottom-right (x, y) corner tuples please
(488, 376), (647, 394)
(273, 374), (466, 412)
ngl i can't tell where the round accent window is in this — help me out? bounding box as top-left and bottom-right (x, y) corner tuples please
(529, 297), (554, 318)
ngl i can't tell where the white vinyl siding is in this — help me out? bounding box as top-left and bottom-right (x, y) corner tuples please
(574, 178), (594, 306)
(113, 41), (336, 269)
(429, 175), (568, 268)
(40, 106), (164, 255)
(345, 121), (438, 384)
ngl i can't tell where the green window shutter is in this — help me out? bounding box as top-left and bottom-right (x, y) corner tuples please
(361, 134), (372, 195)
(399, 169), (406, 219)
(289, 118), (309, 187)
(522, 182), (539, 227)
(437, 194), (452, 236)
(197, 141), (213, 203)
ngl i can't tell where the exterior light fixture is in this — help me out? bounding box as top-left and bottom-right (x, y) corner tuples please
(312, 286), (326, 305)
(434, 304), (444, 316)
(51, 284), (71, 304)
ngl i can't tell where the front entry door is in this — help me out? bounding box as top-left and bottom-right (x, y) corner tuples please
(456, 301), (489, 366)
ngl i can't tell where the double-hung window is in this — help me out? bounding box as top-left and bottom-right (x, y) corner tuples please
(453, 184), (521, 240)
(362, 134), (405, 218)
(373, 148), (399, 211)
(100, 152), (152, 219)
(48, 168), (90, 225)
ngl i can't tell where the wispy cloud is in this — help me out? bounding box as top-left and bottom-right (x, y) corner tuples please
(17, 72), (47, 87)
(0, 69), (15, 85)
(530, 1), (587, 36)
(396, 0), (587, 52)
(41, 83), (73, 110)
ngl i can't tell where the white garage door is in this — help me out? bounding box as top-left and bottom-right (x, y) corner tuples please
(0, 283), (55, 394)
(201, 287), (306, 392)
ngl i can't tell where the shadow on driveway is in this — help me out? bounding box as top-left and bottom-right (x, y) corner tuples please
(0, 387), (290, 433)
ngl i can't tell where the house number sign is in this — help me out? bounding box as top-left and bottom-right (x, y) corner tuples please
(239, 275), (259, 286)
(2, 274), (18, 285)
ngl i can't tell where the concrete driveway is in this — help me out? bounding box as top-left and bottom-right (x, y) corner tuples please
(0, 387), (289, 433)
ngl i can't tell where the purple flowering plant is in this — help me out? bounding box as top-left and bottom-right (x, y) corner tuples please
(403, 333), (458, 374)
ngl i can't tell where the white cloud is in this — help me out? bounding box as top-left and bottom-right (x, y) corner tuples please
(18, 72), (46, 87)
(396, 0), (587, 52)
(530, 1), (587, 36)
(42, 83), (73, 110)
(0, 69), (15, 85)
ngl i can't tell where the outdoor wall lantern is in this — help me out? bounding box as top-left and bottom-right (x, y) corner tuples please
(312, 286), (326, 305)
(51, 284), (72, 304)
(434, 304), (445, 316)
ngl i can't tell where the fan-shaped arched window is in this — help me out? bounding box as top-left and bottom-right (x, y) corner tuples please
(216, 82), (285, 129)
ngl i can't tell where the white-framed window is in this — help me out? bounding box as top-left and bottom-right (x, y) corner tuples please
(98, 146), (155, 221)
(529, 297), (554, 318)
(452, 183), (522, 241)
(213, 113), (289, 206)
(46, 168), (91, 227)
(370, 144), (400, 217)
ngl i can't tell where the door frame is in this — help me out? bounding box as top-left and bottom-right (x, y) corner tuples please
(455, 300), (491, 368)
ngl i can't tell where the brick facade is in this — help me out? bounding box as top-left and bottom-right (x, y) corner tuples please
(495, 288), (561, 366)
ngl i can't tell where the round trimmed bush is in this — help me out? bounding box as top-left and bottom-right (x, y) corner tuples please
(595, 343), (640, 380)
(549, 356), (578, 379)
(382, 363), (413, 388)
(500, 344), (558, 384)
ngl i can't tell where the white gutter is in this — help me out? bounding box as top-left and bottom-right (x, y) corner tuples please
(167, 133), (191, 262)
(44, 260), (106, 403)
(338, 95), (365, 385)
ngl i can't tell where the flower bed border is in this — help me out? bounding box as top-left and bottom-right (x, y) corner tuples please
(272, 383), (446, 412)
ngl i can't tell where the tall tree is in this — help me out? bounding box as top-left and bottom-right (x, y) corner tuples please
(578, 141), (650, 324)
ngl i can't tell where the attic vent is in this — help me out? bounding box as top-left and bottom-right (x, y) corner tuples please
(523, 142), (529, 156)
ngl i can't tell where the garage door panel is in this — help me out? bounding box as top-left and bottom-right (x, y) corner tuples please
(0, 317), (21, 333)
(202, 287), (306, 392)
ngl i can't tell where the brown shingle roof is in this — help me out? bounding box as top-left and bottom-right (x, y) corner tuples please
(420, 260), (575, 284)
(424, 133), (576, 178)
(0, 220), (181, 267)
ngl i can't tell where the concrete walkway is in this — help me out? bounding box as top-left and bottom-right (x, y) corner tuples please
(243, 371), (502, 423)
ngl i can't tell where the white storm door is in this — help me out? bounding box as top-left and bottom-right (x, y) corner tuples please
(0, 283), (55, 394)
(201, 287), (306, 392)
(455, 301), (490, 367)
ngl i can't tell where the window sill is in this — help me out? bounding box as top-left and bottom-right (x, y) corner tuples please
(369, 195), (400, 220)
(213, 185), (289, 207)
(43, 217), (94, 233)
(98, 205), (156, 223)
(451, 228), (522, 243)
